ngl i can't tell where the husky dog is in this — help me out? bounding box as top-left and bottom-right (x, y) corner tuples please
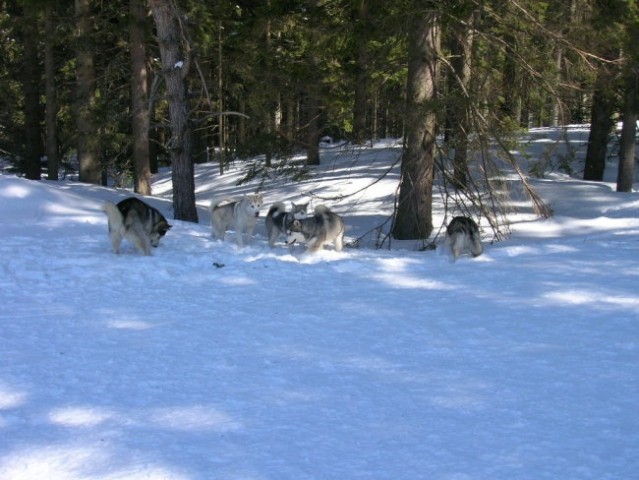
(285, 205), (345, 254)
(210, 194), (263, 247)
(265, 201), (309, 247)
(446, 216), (483, 261)
(102, 197), (172, 255)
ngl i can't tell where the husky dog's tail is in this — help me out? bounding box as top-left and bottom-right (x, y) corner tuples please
(314, 205), (333, 216)
(210, 197), (235, 212)
(314, 205), (341, 224)
(267, 201), (286, 218)
(102, 201), (124, 233)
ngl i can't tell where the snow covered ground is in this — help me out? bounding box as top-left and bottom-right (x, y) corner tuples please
(0, 126), (638, 479)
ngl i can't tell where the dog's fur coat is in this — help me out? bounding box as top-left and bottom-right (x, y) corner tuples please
(210, 194), (263, 247)
(102, 197), (172, 255)
(285, 205), (345, 253)
(446, 216), (483, 261)
(265, 201), (309, 247)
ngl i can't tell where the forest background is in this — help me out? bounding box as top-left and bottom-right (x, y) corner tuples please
(1, 0), (637, 238)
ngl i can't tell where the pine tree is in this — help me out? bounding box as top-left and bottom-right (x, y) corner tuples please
(392, 6), (440, 241)
(149, 0), (198, 222)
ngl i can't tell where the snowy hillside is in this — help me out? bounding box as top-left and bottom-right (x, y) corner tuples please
(0, 126), (637, 479)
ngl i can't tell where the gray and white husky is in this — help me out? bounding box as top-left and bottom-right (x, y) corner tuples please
(285, 205), (345, 253)
(210, 194), (263, 247)
(102, 197), (172, 255)
(265, 201), (309, 247)
(446, 216), (483, 261)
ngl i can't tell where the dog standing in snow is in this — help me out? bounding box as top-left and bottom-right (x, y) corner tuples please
(210, 194), (263, 247)
(102, 197), (172, 255)
(265, 201), (309, 247)
(446, 216), (483, 261)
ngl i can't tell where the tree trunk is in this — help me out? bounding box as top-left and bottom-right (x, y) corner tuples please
(617, 70), (637, 192)
(149, 0), (198, 223)
(21, 3), (42, 181)
(306, 92), (321, 166)
(550, 47), (563, 127)
(446, 2), (476, 190)
(263, 6), (273, 168)
(130, 0), (151, 195)
(217, 20), (226, 175)
(75, 0), (101, 184)
(583, 79), (616, 181)
(500, 38), (521, 122)
(44, 4), (59, 181)
(352, 0), (370, 144)
(392, 9), (440, 240)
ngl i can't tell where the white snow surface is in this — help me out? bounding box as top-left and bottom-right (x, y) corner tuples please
(1, 127), (638, 479)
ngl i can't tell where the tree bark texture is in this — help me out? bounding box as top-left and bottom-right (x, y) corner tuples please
(149, 0), (198, 222)
(352, 0), (370, 144)
(44, 4), (59, 181)
(617, 70), (637, 192)
(306, 92), (321, 166)
(446, 2), (476, 190)
(130, 0), (151, 195)
(21, 4), (42, 180)
(584, 66), (616, 181)
(392, 10), (440, 240)
(75, 0), (101, 184)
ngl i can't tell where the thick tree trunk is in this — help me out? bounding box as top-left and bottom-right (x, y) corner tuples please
(352, 0), (370, 144)
(44, 4), (59, 181)
(617, 71), (637, 192)
(75, 0), (101, 184)
(583, 83), (616, 181)
(392, 10), (440, 240)
(446, 2), (476, 190)
(130, 0), (151, 195)
(21, 4), (42, 181)
(149, 0), (198, 223)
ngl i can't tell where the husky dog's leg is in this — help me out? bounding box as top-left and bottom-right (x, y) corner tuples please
(450, 233), (463, 262)
(109, 229), (123, 254)
(266, 202), (285, 247)
(234, 212), (245, 247)
(469, 231), (484, 257)
(210, 199), (230, 241)
(305, 233), (326, 253)
(265, 214), (278, 247)
(124, 210), (152, 255)
(267, 227), (279, 247)
(236, 228), (245, 247)
(128, 222), (152, 256)
(334, 229), (344, 252)
(102, 201), (125, 254)
(210, 212), (226, 241)
(245, 223), (257, 246)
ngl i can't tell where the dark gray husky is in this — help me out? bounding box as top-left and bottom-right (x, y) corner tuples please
(102, 197), (172, 255)
(285, 205), (345, 254)
(265, 201), (309, 247)
(446, 216), (483, 261)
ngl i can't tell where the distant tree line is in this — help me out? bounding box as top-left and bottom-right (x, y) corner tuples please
(0, 0), (636, 237)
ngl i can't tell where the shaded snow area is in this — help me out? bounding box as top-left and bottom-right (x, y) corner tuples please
(1, 127), (638, 479)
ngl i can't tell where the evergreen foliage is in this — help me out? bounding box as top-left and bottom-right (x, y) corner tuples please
(0, 0), (636, 231)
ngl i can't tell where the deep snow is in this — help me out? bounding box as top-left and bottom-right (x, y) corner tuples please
(0, 126), (638, 480)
